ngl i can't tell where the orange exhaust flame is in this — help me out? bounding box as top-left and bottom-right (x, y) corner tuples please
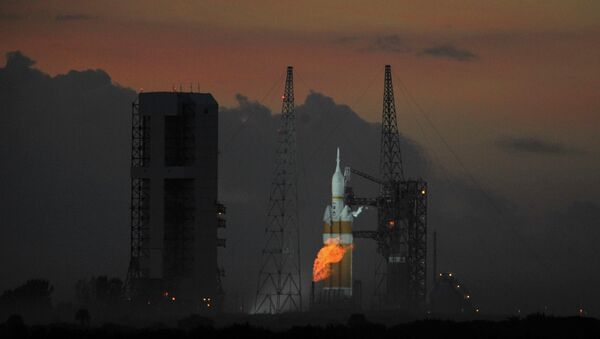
(312, 238), (352, 282)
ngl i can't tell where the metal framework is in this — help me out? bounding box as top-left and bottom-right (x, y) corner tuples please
(126, 101), (151, 294)
(254, 66), (302, 313)
(346, 65), (427, 312)
(380, 65), (405, 184)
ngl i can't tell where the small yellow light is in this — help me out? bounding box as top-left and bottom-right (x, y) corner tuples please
(421, 189), (426, 195)
(448, 273), (453, 277)
(465, 295), (470, 299)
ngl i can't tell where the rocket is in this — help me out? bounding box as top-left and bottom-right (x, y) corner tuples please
(322, 148), (363, 297)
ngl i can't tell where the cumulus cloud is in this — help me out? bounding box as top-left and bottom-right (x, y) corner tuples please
(0, 51), (135, 298)
(5, 50), (35, 68)
(420, 44), (477, 61)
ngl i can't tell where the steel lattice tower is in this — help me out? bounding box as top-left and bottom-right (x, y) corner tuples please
(375, 65), (427, 311)
(380, 65), (405, 184)
(254, 66), (302, 313)
(125, 100), (150, 296)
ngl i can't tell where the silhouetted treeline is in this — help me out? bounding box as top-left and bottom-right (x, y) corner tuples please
(1, 313), (600, 338)
(76, 276), (124, 306)
(0, 279), (53, 323)
(0, 277), (131, 325)
(68, 276), (127, 324)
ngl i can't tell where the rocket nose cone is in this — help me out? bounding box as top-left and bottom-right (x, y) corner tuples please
(332, 147), (344, 196)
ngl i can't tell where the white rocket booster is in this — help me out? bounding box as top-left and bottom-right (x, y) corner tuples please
(322, 148), (362, 296)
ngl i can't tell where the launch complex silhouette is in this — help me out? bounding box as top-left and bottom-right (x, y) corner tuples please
(125, 65), (472, 316)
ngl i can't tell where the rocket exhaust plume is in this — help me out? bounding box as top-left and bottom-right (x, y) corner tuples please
(312, 238), (353, 282)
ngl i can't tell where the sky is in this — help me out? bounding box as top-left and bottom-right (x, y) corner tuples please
(1, 0), (599, 205)
(1, 0), (599, 316)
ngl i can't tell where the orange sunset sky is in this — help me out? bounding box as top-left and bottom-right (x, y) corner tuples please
(1, 0), (599, 207)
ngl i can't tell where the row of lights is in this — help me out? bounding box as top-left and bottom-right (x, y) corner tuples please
(162, 292), (214, 307)
(438, 272), (477, 312)
(139, 293), (215, 308)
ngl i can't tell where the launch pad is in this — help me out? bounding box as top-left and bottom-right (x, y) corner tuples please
(310, 66), (428, 313)
(119, 64), (450, 317)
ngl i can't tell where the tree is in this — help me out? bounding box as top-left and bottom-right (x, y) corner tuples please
(75, 308), (91, 327)
(76, 276), (124, 307)
(0, 279), (54, 323)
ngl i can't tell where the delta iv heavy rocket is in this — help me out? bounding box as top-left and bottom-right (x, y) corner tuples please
(322, 148), (363, 297)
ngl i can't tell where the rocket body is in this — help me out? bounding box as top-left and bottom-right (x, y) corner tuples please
(322, 148), (360, 297)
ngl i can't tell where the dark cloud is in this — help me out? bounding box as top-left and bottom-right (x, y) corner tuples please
(497, 136), (578, 155)
(55, 14), (96, 21)
(420, 44), (477, 61)
(364, 34), (410, 53)
(0, 51), (135, 300)
(5, 51), (35, 68)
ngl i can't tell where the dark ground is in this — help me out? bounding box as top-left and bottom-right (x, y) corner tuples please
(1, 313), (599, 339)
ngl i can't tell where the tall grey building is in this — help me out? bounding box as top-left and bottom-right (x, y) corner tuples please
(127, 92), (225, 312)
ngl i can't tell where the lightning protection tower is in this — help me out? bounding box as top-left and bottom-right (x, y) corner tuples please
(254, 66), (302, 313)
(375, 65), (427, 311)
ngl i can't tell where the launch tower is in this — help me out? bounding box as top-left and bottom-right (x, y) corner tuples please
(346, 65), (427, 312)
